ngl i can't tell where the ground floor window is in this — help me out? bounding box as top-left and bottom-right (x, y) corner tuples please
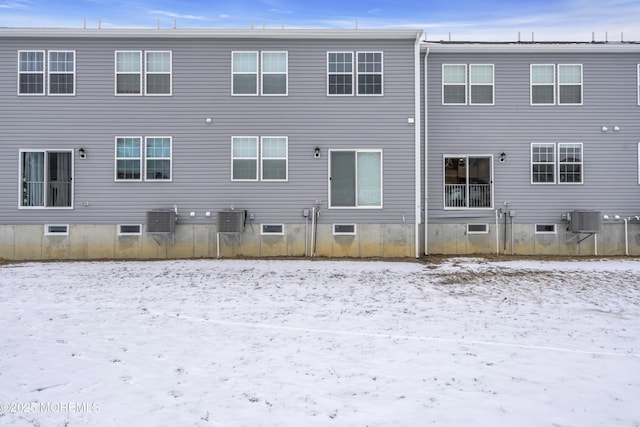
(531, 143), (583, 184)
(444, 155), (492, 209)
(329, 150), (382, 208)
(20, 150), (73, 208)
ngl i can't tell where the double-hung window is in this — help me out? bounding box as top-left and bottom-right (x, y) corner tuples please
(115, 51), (142, 95)
(116, 51), (172, 96)
(116, 136), (172, 181)
(530, 143), (583, 184)
(18, 51), (45, 95)
(327, 52), (353, 95)
(531, 143), (556, 183)
(444, 155), (492, 209)
(145, 51), (172, 95)
(261, 52), (287, 95)
(531, 64), (582, 105)
(232, 52), (258, 95)
(232, 136), (287, 181)
(442, 64), (493, 105)
(18, 50), (75, 96)
(232, 51), (288, 96)
(329, 150), (382, 208)
(19, 150), (73, 208)
(48, 51), (75, 95)
(356, 52), (383, 95)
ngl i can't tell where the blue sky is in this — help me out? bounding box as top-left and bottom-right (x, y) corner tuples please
(1, 0), (639, 41)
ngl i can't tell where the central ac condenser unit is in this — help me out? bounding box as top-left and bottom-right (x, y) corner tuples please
(570, 210), (601, 233)
(146, 209), (177, 234)
(217, 210), (246, 233)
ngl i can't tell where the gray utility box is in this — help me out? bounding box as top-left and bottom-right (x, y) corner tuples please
(218, 210), (246, 233)
(146, 209), (177, 234)
(570, 210), (602, 233)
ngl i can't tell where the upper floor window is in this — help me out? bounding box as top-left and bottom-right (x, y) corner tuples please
(327, 52), (353, 95)
(18, 51), (44, 95)
(530, 143), (583, 184)
(48, 51), (75, 95)
(637, 65), (639, 106)
(18, 50), (75, 96)
(145, 51), (172, 95)
(19, 150), (73, 208)
(115, 50), (172, 96)
(442, 64), (494, 105)
(531, 64), (582, 105)
(357, 52), (383, 95)
(232, 51), (287, 96)
(444, 155), (492, 209)
(329, 150), (382, 208)
(232, 136), (288, 181)
(262, 52), (287, 95)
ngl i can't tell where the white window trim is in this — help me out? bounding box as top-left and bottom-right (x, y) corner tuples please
(535, 224), (557, 234)
(530, 64), (556, 106)
(467, 224), (489, 234)
(231, 136), (259, 181)
(442, 64), (467, 105)
(260, 136), (288, 182)
(118, 224), (142, 235)
(17, 50), (45, 96)
(144, 51), (172, 96)
(637, 64), (640, 106)
(558, 64), (583, 106)
(531, 143), (557, 185)
(638, 142), (640, 184)
(144, 136), (173, 182)
(328, 149), (384, 209)
(18, 149), (74, 210)
(327, 51), (354, 96)
(469, 64), (495, 106)
(558, 142), (583, 185)
(47, 50), (75, 96)
(115, 51), (142, 96)
(115, 136), (143, 182)
(260, 224), (285, 235)
(333, 224), (357, 235)
(356, 51), (384, 96)
(261, 51), (288, 96)
(442, 154), (494, 210)
(44, 224), (69, 236)
(231, 51), (258, 96)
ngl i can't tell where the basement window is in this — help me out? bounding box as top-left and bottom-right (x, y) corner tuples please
(45, 224), (69, 235)
(333, 224), (356, 235)
(467, 224), (488, 234)
(535, 224), (556, 234)
(119, 224), (142, 235)
(261, 224), (284, 235)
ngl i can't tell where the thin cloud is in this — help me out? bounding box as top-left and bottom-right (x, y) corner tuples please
(0, 0), (30, 9)
(151, 10), (208, 21)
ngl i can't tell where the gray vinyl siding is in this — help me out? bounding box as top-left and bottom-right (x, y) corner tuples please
(0, 35), (417, 226)
(426, 50), (640, 224)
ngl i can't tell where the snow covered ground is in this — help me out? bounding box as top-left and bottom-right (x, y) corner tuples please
(0, 257), (639, 427)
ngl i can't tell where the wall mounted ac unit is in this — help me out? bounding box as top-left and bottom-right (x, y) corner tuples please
(146, 209), (177, 234)
(218, 210), (245, 233)
(570, 210), (601, 233)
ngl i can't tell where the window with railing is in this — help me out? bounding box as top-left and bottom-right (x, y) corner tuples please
(20, 150), (73, 208)
(444, 156), (492, 209)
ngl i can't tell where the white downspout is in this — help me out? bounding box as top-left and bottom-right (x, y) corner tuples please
(414, 32), (423, 258)
(624, 218), (629, 256)
(423, 46), (430, 256)
(495, 209), (500, 255)
(311, 206), (316, 257)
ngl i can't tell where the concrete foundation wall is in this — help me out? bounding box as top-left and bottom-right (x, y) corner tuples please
(0, 223), (415, 260)
(427, 222), (640, 256)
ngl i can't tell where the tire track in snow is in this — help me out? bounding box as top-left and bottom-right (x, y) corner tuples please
(152, 310), (638, 359)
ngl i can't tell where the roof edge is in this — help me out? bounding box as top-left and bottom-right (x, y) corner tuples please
(421, 41), (640, 53)
(0, 27), (423, 40)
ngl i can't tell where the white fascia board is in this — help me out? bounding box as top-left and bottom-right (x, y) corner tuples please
(421, 42), (640, 54)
